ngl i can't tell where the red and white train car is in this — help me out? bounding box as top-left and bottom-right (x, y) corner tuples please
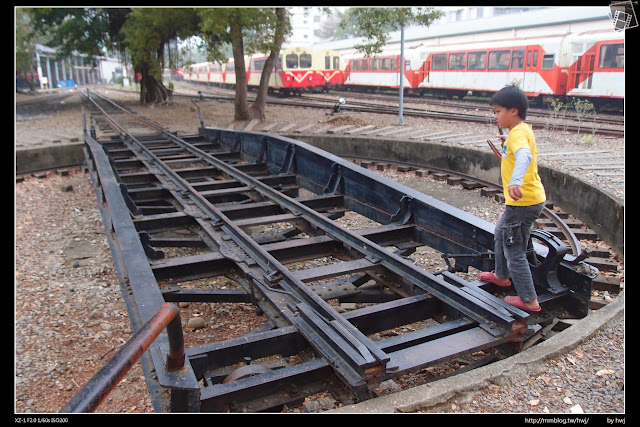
(411, 36), (569, 101)
(338, 29), (623, 109)
(246, 46), (343, 94)
(182, 46), (343, 95)
(563, 32), (624, 107)
(341, 52), (415, 91)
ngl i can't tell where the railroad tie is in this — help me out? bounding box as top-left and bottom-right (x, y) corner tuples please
(413, 130), (455, 141)
(376, 126), (413, 136)
(346, 125), (376, 134)
(294, 123), (316, 133)
(279, 122), (297, 132)
(244, 119), (260, 131)
(359, 126), (395, 135)
(261, 122), (279, 132)
(327, 125), (355, 134)
(311, 125), (333, 134)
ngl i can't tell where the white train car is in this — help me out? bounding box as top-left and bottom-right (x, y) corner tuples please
(412, 35), (569, 101)
(341, 51), (415, 90)
(563, 30), (624, 108)
(325, 7), (623, 109)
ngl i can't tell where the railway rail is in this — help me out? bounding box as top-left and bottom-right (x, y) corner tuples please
(171, 85), (624, 138)
(68, 89), (601, 413)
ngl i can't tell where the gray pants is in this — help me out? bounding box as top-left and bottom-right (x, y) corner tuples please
(494, 202), (545, 302)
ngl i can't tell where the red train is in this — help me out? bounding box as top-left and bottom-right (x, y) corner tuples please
(339, 29), (623, 110)
(181, 46), (343, 96)
(176, 28), (623, 110)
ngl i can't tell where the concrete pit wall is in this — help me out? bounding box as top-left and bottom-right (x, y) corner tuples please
(292, 134), (624, 260)
(15, 135), (624, 259)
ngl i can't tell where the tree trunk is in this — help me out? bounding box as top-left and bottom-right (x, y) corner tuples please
(248, 8), (288, 121)
(230, 20), (251, 121)
(138, 64), (172, 105)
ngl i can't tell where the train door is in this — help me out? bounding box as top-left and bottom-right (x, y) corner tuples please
(418, 51), (429, 84)
(569, 43), (596, 93)
(509, 49), (525, 89)
(524, 47), (538, 92)
(421, 58), (430, 84)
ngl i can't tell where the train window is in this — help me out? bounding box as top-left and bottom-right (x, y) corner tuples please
(286, 54), (298, 68)
(381, 58), (391, 71)
(325, 56), (331, 69)
(300, 54), (312, 68)
(371, 58), (379, 71)
(599, 43), (624, 68)
(226, 62), (235, 73)
(253, 59), (265, 72)
(542, 54), (555, 69)
(405, 60), (411, 71)
(488, 50), (510, 70)
(511, 49), (524, 69)
(467, 52), (486, 70)
(533, 51), (538, 67)
(448, 53), (466, 70)
(351, 60), (359, 71)
(390, 58), (397, 70)
(360, 59), (369, 71)
(333, 57), (340, 70)
(432, 54), (447, 70)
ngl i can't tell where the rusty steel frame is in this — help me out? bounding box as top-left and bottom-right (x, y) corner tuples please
(76, 90), (595, 413)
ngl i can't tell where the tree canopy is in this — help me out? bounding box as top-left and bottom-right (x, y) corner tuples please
(121, 8), (200, 103)
(21, 7), (293, 117)
(198, 8), (291, 120)
(339, 7), (443, 56)
(19, 7), (444, 118)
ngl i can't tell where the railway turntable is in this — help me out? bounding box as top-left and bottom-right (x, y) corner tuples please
(64, 90), (598, 413)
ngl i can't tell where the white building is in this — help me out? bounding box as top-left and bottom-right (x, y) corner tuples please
(285, 7), (552, 47)
(285, 7), (346, 47)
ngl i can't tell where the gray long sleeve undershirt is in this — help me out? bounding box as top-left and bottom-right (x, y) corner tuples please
(508, 147), (532, 187)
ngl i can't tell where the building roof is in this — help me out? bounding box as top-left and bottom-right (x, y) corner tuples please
(312, 6), (613, 51)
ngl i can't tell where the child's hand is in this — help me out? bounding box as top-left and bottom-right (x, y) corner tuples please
(508, 185), (523, 201)
(497, 134), (506, 143)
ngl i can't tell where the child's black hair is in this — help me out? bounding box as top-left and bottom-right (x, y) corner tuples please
(490, 85), (528, 120)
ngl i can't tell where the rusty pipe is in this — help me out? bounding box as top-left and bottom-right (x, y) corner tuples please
(60, 302), (183, 413)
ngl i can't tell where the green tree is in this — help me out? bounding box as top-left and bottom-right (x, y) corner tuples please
(27, 8), (129, 63)
(338, 7), (443, 123)
(122, 8), (200, 104)
(16, 8), (38, 91)
(338, 7), (443, 57)
(198, 7), (290, 121)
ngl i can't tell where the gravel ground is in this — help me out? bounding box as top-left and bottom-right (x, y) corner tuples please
(15, 86), (624, 415)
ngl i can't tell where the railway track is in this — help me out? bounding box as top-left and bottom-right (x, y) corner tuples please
(68, 89), (605, 413)
(171, 83), (624, 138)
(342, 157), (622, 300)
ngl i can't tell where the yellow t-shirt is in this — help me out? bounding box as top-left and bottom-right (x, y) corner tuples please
(501, 123), (546, 206)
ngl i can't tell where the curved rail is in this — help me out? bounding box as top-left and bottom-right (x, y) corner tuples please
(343, 154), (585, 264)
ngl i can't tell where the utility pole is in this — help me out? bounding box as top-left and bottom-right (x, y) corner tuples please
(398, 23), (405, 124)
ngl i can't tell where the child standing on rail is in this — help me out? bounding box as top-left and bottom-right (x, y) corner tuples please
(478, 85), (546, 312)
